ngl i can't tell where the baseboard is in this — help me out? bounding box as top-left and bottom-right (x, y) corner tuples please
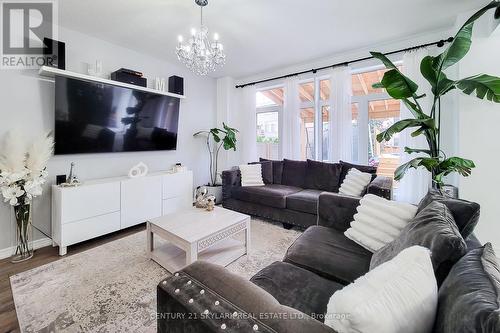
(0, 237), (52, 260)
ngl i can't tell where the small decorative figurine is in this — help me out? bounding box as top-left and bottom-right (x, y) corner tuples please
(155, 77), (166, 91)
(195, 186), (208, 208)
(205, 195), (216, 211)
(128, 162), (149, 178)
(61, 162), (81, 187)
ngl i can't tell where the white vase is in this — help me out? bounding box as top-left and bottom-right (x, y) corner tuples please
(205, 185), (223, 205)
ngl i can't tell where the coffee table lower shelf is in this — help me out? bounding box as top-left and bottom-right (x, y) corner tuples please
(150, 238), (246, 273)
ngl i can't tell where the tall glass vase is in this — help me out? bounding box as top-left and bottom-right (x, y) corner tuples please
(11, 203), (33, 263)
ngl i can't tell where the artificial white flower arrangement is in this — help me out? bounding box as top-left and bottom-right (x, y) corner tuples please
(0, 131), (54, 206)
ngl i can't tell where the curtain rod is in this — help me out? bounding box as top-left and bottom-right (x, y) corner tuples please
(235, 37), (454, 89)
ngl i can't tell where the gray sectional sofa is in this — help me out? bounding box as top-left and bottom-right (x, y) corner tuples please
(157, 190), (499, 333)
(222, 158), (393, 229)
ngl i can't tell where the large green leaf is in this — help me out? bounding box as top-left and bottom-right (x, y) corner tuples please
(404, 147), (431, 155)
(401, 98), (425, 119)
(381, 69), (419, 99)
(433, 1), (500, 72)
(376, 118), (435, 142)
(222, 122), (239, 133)
(433, 157), (476, 186)
(211, 130), (221, 143)
(371, 52), (419, 99)
(420, 55), (457, 97)
(455, 74), (500, 102)
(420, 55), (438, 91)
(394, 157), (440, 181)
(370, 52), (399, 70)
(437, 157), (475, 177)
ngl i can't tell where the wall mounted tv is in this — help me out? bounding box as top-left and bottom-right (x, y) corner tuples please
(54, 76), (180, 155)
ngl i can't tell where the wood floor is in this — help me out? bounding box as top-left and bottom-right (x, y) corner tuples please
(0, 224), (145, 333)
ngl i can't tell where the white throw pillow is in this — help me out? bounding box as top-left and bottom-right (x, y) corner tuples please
(344, 194), (417, 252)
(339, 168), (372, 197)
(239, 164), (265, 187)
(325, 246), (438, 333)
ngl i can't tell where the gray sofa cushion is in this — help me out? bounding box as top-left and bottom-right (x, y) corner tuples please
(417, 189), (480, 239)
(249, 161), (273, 184)
(251, 261), (344, 322)
(260, 158), (283, 184)
(370, 201), (467, 285)
(434, 243), (500, 333)
(286, 189), (322, 214)
(282, 159), (307, 188)
(284, 225), (372, 284)
(304, 159), (342, 192)
(232, 184), (302, 209)
(339, 160), (377, 184)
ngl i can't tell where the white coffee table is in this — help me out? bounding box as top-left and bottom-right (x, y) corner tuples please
(146, 206), (251, 273)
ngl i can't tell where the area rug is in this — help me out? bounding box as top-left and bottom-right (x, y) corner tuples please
(10, 218), (301, 332)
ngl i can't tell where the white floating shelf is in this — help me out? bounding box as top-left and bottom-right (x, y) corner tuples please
(38, 66), (185, 99)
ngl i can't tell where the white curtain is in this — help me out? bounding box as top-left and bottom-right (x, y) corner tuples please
(329, 66), (353, 162)
(396, 49), (432, 204)
(282, 77), (301, 159)
(237, 85), (257, 164)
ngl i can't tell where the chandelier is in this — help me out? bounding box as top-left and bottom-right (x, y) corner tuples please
(176, 0), (225, 76)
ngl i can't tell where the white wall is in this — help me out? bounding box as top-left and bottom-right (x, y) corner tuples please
(0, 26), (216, 252)
(458, 32), (500, 251)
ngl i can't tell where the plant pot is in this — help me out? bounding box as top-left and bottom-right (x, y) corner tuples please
(206, 185), (223, 205)
(11, 203), (33, 263)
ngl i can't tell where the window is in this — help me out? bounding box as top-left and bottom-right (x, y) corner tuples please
(297, 79), (331, 161)
(352, 67), (401, 96)
(299, 81), (314, 103)
(299, 81), (315, 160)
(320, 79), (330, 101)
(368, 99), (401, 178)
(300, 107), (315, 160)
(256, 87), (283, 108)
(351, 65), (402, 180)
(256, 87), (283, 160)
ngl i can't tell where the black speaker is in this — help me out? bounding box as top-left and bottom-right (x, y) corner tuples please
(168, 76), (184, 95)
(43, 38), (65, 70)
(111, 71), (147, 87)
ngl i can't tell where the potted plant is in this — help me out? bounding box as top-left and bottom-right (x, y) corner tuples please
(194, 123), (238, 203)
(371, 1), (500, 189)
(0, 131), (54, 262)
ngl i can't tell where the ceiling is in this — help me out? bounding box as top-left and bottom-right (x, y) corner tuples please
(59, 0), (487, 79)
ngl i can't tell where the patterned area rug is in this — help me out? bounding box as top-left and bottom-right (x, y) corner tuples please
(10, 218), (301, 332)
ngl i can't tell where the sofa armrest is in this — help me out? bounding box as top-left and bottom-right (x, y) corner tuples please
(222, 168), (241, 202)
(157, 261), (336, 333)
(317, 192), (360, 232)
(367, 175), (393, 200)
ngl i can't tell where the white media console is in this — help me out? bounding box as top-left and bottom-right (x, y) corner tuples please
(51, 170), (193, 255)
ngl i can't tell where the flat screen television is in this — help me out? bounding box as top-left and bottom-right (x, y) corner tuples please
(54, 76), (180, 155)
